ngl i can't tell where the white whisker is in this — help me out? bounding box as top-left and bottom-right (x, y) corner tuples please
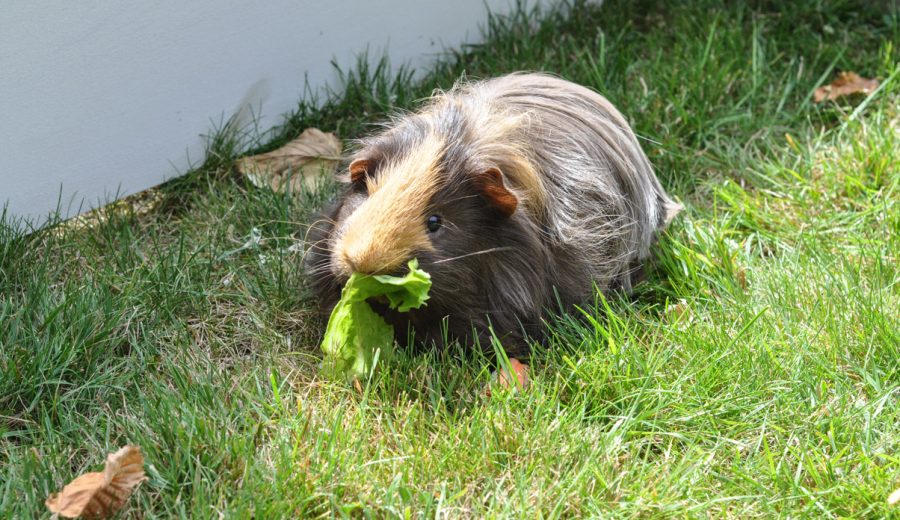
(433, 247), (514, 264)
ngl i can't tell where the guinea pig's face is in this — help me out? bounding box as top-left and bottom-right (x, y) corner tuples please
(329, 133), (518, 283)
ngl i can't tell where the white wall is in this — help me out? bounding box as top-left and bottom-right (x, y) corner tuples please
(1, 1), (542, 226)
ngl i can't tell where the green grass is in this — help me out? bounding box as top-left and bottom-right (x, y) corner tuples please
(2, 0), (899, 517)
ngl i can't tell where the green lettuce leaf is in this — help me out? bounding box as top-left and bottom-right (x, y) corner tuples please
(320, 259), (431, 380)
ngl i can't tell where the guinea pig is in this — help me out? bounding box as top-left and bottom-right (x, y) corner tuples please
(305, 72), (680, 366)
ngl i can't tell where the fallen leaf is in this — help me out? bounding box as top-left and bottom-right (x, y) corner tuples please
(236, 128), (342, 193)
(667, 298), (692, 320)
(736, 267), (747, 290)
(814, 72), (879, 103)
(46, 445), (147, 519)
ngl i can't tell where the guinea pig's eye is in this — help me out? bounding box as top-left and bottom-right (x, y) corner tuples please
(426, 215), (442, 233)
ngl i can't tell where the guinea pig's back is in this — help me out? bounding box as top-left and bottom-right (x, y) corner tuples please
(464, 73), (681, 291)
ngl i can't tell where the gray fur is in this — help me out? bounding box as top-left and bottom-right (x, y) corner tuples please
(461, 73), (682, 292)
(306, 73), (680, 357)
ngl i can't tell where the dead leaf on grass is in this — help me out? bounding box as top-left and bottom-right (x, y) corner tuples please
(736, 267), (747, 290)
(667, 298), (693, 325)
(814, 72), (879, 103)
(236, 128), (342, 194)
(46, 445), (147, 519)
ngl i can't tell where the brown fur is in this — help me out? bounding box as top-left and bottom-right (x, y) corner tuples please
(348, 159), (370, 184)
(473, 167), (518, 217)
(333, 133), (444, 276)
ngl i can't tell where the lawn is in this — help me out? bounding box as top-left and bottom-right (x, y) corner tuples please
(2, 0), (898, 517)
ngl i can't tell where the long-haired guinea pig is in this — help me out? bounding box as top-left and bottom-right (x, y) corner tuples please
(306, 72), (680, 363)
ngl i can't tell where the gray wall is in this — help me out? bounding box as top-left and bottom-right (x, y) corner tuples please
(1, 1), (542, 225)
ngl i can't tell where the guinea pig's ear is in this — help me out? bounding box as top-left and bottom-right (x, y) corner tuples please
(348, 159), (371, 184)
(473, 167), (518, 218)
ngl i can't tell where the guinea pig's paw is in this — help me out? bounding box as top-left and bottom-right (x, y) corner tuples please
(486, 358), (530, 396)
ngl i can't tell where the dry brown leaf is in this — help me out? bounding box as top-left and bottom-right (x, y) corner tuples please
(814, 72), (879, 103)
(46, 445), (147, 519)
(736, 267), (747, 290)
(667, 298), (690, 318)
(236, 128), (342, 194)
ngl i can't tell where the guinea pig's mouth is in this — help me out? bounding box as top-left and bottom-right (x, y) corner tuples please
(366, 295), (395, 319)
(366, 295), (417, 329)
(368, 295), (390, 307)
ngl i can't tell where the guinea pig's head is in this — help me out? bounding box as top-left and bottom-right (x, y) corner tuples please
(328, 122), (535, 290)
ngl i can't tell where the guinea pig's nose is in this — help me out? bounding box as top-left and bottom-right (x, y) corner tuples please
(341, 253), (359, 274)
(333, 252), (359, 279)
(339, 246), (407, 276)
